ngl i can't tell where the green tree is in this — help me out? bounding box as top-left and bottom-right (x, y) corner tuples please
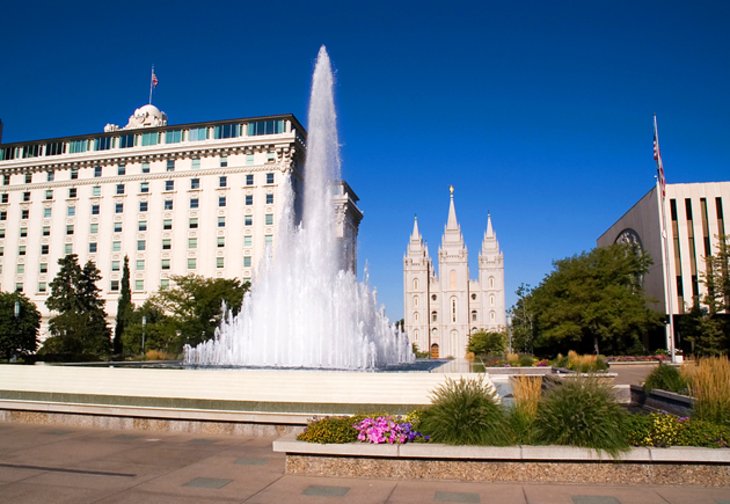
(113, 256), (132, 357)
(509, 283), (536, 354)
(467, 330), (507, 355)
(121, 301), (169, 357)
(148, 275), (250, 352)
(0, 292), (41, 360)
(530, 244), (663, 356)
(43, 255), (111, 360)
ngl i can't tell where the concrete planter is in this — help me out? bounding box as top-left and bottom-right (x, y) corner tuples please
(273, 434), (730, 487)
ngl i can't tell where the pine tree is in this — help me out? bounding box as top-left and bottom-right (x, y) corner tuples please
(113, 256), (132, 357)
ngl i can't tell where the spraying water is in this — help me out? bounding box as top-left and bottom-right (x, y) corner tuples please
(184, 47), (414, 370)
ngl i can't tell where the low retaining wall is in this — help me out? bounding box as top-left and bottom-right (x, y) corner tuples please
(273, 435), (730, 487)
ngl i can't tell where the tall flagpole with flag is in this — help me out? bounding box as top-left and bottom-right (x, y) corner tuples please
(148, 65), (158, 104)
(654, 115), (677, 362)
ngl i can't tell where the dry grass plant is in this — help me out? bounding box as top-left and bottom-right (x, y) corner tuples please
(683, 357), (730, 426)
(510, 375), (542, 418)
(506, 353), (520, 366)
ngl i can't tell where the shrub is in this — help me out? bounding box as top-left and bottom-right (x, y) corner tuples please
(643, 363), (688, 394)
(553, 351), (609, 372)
(419, 377), (509, 445)
(510, 375), (542, 418)
(625, 413), (653, 447)
(297, 416), (358, 444)
(676, 418), (730, 448)
(507, 407), (538, 445)
(626, 412), (730, 448)
(467, 330), (506, 355)
(518, 353), (536, 367)
(534, 377), (629, 456)
(684, 357), (730, 427)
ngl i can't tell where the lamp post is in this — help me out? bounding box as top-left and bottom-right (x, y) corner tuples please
(12, 299), (20, 363)
(141, 315), (147, 359)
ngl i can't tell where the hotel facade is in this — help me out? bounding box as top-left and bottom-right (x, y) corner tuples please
(0, 104), (361, 337)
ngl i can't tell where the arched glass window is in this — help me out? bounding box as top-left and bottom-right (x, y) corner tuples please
(489, 276), (495, 288)
(413, 312), (419, 322)
(490, 295), (495, 306)
(451, 297), (457, 323)
(414, 295), (419, 307)
(471, 310), (477, 322)
(490, 311), (496, 321)
(413, 278), (419, 290)
(431, 311), (437, 322)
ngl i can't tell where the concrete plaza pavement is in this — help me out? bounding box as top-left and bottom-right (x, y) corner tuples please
(1, 421), (729, 504)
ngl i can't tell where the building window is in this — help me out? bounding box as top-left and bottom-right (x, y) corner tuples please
(111, 280), (120, 291)
(24, 173), (32, 183)
(15, 283), (23, 293)
(451, 297), (457, 323)
(44, 190), (52, 200)
(67, 206), (75, 217)
(92, 186), (101, 197)
(191, 178), (200, 189)
(245, 195), (253, 206)
(189, 218), (198, 229)
(160, 278), (170, 289)
(0, 211), (6, 220)
(214, 123), (240, 139)
(18, 245), (26, 256)
(94, 166), (102, 177)
(266, 173), (274, 184)
(137, 240), (146, 251)
(247, 119), (284, 136)
(431, 311), (438, 322)
(43, 226), (50, 236)
(89, 242), (97, 253)
(192, 158), (201, 169)
(140, 182), (149, 193)
(2, 174), (9, 185)
(218, 216), (226, 227)
(42, 207), (51, 219)
(40, 263), (47, 273)
(21, 209), (29, 219)
(246, 174), (254, 185)
(219, 175), (227, 187)
(134, 279), (144, 291)
(64, 243), (72, 254)
(265, 234), (273, 246)
(246, 154), (254, 165)
(47, 171), (55, 182)
(187, 258), (197, 269)
(111, 261), (120, 271)
(68, 139), (87, 155)
(1, 193), (8, 203)
(141, 162), (150, 174)
(17, 264), (25, 274)
(244, 215), (253, 226)
(161, 258), (170, 270)
(94, 137), (112, 151)
(112, 241), (121, 252)
(266, 193), (274, 205)
(113, 222), (122, 233)
(164, 199), (173, 210)
(115, 183), (125, 195)
(162, 238), (171, 250)
(138, 220), (147, 231)
(0, 229), (4, 238)
(41, 244), (49, 255)
(68, 188), (77, 198)
(217, 236), (225, 247)
(118, 164), (126, 176)
(189, 127), (208, 141)
(190, 198), (199, 209)
(471, 310), (478, 322)
(265, 213), (273, 225)
(70, 168), (79, 180)
(119, 134), (135, 149)
(139, 201), (148, 212)
(165, 180), (174, 191)
(188, 237), (197, 249)
(89, 223), (98, 234)
(167, 159), (175, 172)
(19, 227), (27, 238)
(244, 235), (252, 247)
(23, 191), (31, 202)
(66, 224), (74, 235)
(141, 132), (159, 146)
(165, 130), (182, 144)
(218, 196), (226, 207)
(115, 202), (123, 213)
(91, 204), (100, 215)
(136, 260), (145, 271)
(243, 256), (251, 267)
(220, 156), (228, 167)
(216, 257), (224, 268)
(163, 219), (172, 230)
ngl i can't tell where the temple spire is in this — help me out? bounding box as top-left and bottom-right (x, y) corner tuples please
(446, 185), (459, 230)
(486, 212), (494, 237)
(410, 214), (421, 241)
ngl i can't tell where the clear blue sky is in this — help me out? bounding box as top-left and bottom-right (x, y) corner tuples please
(1, 1), (728, 320)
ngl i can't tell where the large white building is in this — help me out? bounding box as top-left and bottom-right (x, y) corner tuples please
(598, 182), (729, 329)
(403, 188), (506, 358)
(0, 104), (362, 335)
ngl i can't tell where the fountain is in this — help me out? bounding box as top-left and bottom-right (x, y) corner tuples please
(184, 47), (414, 370)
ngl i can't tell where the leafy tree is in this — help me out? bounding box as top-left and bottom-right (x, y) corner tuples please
(113, 256), (132, 357)
(530, 244), (664, 356)
(509, 283), (536, 354)
(0, 292), (41, 360)
(467, 330), (507, 355)
(43, 255), (111, 360)
(121, 301), (169, 357)
(147, 275), (250, 352)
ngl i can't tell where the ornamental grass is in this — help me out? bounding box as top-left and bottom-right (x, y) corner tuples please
(510, 375), (542, 418)
(419, 376), (510, 446)
(534, 377), (629, 456)
(683, 357), (730, 427)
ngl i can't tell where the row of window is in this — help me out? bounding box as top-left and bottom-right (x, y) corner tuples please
(0, 119), (287, 161)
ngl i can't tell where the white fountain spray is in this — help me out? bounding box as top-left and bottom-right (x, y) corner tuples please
(184, 47), (415, 370)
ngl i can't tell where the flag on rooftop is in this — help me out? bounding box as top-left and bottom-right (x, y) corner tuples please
(653, 115), (666, 198)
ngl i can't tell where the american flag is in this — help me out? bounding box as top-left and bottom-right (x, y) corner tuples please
(653, 116), (666, 198)
(151, 71), (159, 88)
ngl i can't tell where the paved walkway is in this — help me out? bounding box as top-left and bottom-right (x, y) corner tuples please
(1, 422), (728, 504)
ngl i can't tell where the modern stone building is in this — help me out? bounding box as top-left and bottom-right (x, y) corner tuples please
(598, 182), (729, 319)
(0, 104), (361, 336)
(403, 187), (506, 358)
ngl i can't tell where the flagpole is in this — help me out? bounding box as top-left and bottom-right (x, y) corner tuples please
(654, 115), (677, 363)
(148, 65), (155, 104)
